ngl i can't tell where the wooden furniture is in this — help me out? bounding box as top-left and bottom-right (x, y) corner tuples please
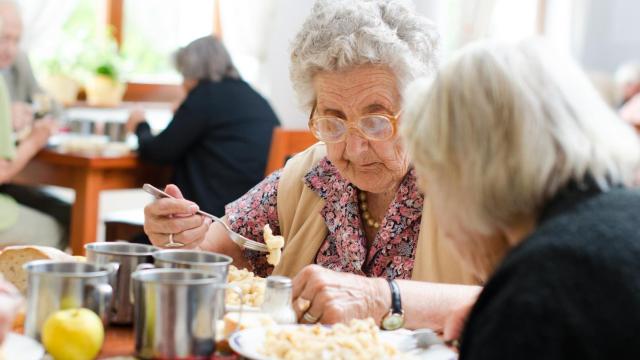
(264, 128), (317, 176)
(14, 149), (169, 255)
(104, 208), (145, 243)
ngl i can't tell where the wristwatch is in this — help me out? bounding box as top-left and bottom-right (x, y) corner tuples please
(381, 279), (404, 330)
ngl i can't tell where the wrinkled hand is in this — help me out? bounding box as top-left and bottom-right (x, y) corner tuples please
(28, 116), (57, 149)
(0, 278), (22, 345)
(11, 102), (34, 131)
(143, 184), (212, 248)
(292, 265), (387, 325)
(126, 109), (146, 133)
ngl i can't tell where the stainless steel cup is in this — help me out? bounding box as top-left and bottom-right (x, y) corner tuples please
(85, 242), (157, 324)
(131, 268), (240, 359)
(23, 260), (116, 341)
(151, 249), (233, 280)
(104, 121), (127, 142)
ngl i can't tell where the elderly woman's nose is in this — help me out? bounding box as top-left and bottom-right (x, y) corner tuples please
(344, 131), (369, 157)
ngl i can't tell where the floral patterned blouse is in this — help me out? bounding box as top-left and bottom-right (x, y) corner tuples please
(225, 158), (424, 279)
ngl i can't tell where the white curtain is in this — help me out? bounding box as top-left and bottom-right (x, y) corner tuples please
(219, 0), (276, 96)
(16, 0), (79, 54)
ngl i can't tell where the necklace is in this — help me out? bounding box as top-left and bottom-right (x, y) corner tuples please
(358, 190), (381, 229)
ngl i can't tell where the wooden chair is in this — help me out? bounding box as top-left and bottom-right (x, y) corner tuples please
(265, 127), (317, 176)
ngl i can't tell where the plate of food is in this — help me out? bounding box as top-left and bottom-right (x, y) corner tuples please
(228, 318), (457, 360)
(1, 332), (45, 360)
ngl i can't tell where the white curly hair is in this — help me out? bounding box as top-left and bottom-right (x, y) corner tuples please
(289, 0), (440, 110)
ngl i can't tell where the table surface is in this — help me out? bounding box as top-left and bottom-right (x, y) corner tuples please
(14, 148), (170, 254)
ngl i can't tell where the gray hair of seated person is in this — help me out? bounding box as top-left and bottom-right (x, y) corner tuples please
(174, 36), (240, 82)
(289, 0), (439, 109)
(401, 39), (640, 235)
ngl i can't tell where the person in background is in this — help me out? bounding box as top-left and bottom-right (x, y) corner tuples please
(616, 62), (640, 126)
(0, 73), (61, 248)
(0, 0), (40, 130)
(402, 39), (640, 358)
(127, 35), (280, 217)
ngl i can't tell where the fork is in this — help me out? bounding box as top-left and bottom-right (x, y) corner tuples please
(142, 184), (269, 252)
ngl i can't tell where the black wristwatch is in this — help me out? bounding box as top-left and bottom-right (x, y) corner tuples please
(381, 279), (405, 330)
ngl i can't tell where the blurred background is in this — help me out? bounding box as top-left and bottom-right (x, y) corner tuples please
(18, 0), (639, 128)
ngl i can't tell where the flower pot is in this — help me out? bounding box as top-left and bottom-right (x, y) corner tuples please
(42, 74), (80, 106)
(85, 75), (126, 107)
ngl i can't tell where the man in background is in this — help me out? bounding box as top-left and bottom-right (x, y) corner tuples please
(0, 0), (40, 132)
(0, 0), (69, 249)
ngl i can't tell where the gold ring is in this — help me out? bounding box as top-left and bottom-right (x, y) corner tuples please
(164, 233), (185, 248)
(302, 312), (319, 324)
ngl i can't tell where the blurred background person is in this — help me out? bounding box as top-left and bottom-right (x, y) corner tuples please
(0, 69), (62, 248)
(127, 35), (280, 217)
(0, 0), (69, 246)
(0, 0), (41, 130)
(402, 39), (640, 359)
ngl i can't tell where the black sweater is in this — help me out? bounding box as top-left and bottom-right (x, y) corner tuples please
(136, 79), (280, 215)
(460, 184), (640, 359)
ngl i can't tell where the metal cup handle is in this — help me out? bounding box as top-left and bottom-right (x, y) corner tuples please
(84, 282), (113, 325)
(130, 263), (156, 304)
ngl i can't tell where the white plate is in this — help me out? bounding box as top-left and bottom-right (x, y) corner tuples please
(228, 325), (457, 360)
(3, 332), (45, 360)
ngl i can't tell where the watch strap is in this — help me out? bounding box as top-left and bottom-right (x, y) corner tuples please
(388, 279), (402, 315)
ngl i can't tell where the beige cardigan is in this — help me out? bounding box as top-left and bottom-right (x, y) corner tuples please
(271, 143), (477, 284)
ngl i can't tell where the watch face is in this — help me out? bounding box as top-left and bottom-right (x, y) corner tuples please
(382, 313), (404, 331)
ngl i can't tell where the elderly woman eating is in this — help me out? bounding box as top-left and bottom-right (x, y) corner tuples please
(144, 0), (480, 330)
(402, 40), (640, 358)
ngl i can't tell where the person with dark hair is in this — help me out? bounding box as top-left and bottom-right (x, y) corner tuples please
(127, 36), (280, 217)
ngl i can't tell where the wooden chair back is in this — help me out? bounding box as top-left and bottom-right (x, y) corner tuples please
(265, 127), (317, 176)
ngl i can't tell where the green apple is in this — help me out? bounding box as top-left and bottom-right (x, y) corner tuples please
(42, 308), (104, 360)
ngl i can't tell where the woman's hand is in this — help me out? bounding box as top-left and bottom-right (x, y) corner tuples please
(292, 265), (389, 325)
(143, 184), (212, 248)
(27, 116), (57, 149)
(11, 102), (34, 131)
(126, 109), (146, 133)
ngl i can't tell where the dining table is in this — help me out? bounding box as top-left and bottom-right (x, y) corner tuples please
(13, 148), (170, 255)
(97, 326), (240, 359)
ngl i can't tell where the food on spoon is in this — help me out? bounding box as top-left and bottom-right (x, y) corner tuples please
(263, 224), (284, 266)
(226, 265), (266, 308)
(0, 246), (74, 294)
(262, 318), (399, 360)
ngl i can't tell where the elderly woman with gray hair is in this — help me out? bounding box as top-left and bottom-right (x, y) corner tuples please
(143, 0), (481, 331)
(402, 39), (640, 358)
(127, 36), (280, 216)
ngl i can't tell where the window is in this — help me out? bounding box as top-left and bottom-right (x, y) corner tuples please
(22, 0), (219, 103)
(121, 0), (217, 84)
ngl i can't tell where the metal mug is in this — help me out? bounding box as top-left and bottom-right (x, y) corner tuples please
(85, 242), (157, 324)
(23, 260), (117, 341)
(150, 249), (233, 281)
(131, 268), (242, 359)
(104, 121), (127, 142)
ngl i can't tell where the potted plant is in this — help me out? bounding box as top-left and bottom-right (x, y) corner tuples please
(39, 51), (81, 106)
(85, 62), (126, 107)
(81, 31), (127, 107)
